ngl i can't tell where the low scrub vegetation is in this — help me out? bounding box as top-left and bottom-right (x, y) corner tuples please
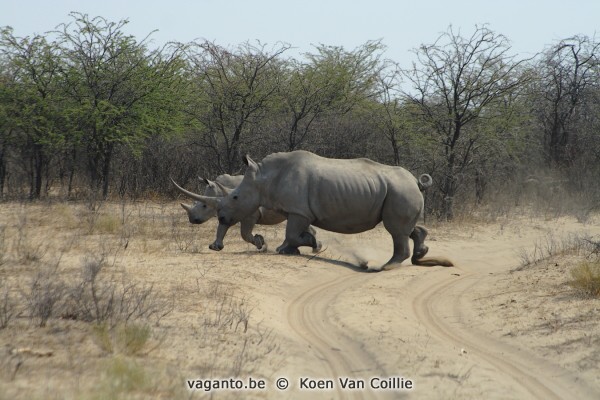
(516, 233), (600, 299)
(569, 260), (600, 297)
(92, 323), (155, 356)
(0, 201), (283, 399)
(517, 233), (599, 269)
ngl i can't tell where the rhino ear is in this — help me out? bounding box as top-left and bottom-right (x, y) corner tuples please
(243, 154), (258, 174)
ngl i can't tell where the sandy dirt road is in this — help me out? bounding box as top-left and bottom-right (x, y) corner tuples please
(266, 217), (600, 399)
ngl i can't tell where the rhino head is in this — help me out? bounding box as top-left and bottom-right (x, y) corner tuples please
(216, 155), (261, 227)
(171, 178), (223, 224)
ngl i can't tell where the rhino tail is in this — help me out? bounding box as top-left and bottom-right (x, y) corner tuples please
(418, 174), (433, 191)
(412, 256), (454, 267)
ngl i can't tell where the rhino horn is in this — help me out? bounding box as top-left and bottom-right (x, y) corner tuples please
(180, 203), (192, 212)
(171, 178), (220, 208)
(198, 176), (211, 186)
(213, 180), (233, 195)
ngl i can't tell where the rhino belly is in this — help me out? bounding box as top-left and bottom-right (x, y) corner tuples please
(312, 215), (381, 234)
(307, 188), (385, 234)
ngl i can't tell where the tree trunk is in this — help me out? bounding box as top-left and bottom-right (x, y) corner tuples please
(390, 133), (400, 166)
(101, 143), (114, 199)
(441, 174), (456, 221)
(0, 145), (6, 198)
(33, 145), (44, 199)
(67, 147), (76, 199)
(442, 145), (457, 220)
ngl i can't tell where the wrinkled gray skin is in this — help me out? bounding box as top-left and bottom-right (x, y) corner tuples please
(212, 150), (438, 271)
(174, 175), (319, 252)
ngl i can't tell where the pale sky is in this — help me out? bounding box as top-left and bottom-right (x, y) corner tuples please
(2, 0), (599, 66)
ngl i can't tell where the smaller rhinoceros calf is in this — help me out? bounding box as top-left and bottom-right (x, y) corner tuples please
(172, 175), (320, 253)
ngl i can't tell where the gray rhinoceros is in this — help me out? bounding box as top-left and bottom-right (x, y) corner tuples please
(192, 151), (452, 271)
(171, 175), (319, 253)
(178, 175), (241, 224)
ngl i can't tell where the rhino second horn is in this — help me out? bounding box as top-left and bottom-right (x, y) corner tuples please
(213, 180), (233, 195)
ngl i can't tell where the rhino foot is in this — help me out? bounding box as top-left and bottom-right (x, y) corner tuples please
(411, 245), (429, 264)
(253, 234), (265, 250)
(209, 242), (224, 251)
(312, 241), (323, 253)
(278, 245), (300, 255)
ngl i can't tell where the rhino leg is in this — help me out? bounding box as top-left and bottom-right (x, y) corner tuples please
(240, 217), (267, 251)
(209, 223), (230, 251)
(275, 226), (318, 253)
(275, 240), (288, 253)
(378, 212), (414, 270)
(410, 225), (429, 264)
(307, 226), (322, 253)
(378, 234), (410, 271)
(278, 215), (315, 255)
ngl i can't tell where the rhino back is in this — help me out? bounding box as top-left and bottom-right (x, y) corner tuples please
(216, 174), (244, 188)
(258, 151), (422, 233)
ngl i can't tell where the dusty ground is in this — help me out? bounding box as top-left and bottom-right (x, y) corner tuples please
(0, 201), (599, 399)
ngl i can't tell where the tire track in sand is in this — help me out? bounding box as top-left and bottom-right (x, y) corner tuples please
(412, 267), (598, 400)
(286, 269), (395, 400)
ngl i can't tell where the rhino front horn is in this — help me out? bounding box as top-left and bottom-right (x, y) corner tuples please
(171, 178), (221, 208)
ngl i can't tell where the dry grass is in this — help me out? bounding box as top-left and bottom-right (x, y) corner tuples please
(87, 356), (185, 400)
(0, 281), (16, 329)
(569, 260), (600, 297)
(515, 231), (600, 301)
(92, 323), (154, 356)
(0, 200), (283, 399)
(472, 249), (600, 392)
(516, 232), (598, 270)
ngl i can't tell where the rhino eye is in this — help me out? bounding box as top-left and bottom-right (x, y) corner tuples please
(202, 204), (207, 208)
(233, 195), (238, 200)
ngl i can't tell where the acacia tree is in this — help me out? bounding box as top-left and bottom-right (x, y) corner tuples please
(57, 13), (185, 198)
(403, 25), (530, 219)
(277, 41), (385, 151)
(276, 59), (331, 151)
(184, 41), (289, 173)
(0, 28), (65, 199)
(533, 35), (600, 167)
(371, 64), (433, 168)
